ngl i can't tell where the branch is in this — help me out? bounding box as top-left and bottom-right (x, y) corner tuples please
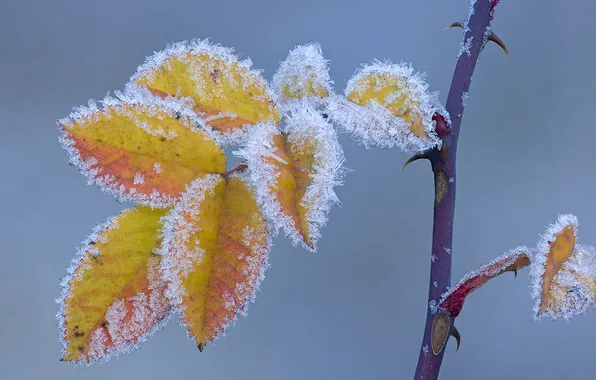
(413, 1), (497, 379)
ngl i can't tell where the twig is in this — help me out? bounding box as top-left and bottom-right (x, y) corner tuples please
(413, 1), (496, 379)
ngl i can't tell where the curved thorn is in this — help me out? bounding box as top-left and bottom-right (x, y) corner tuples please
(444, 21), (463, 30)
(451, 325), (461, 351)
(198, 342), (205, 352)
(513, 268), (518, 278)
(488, 32), (510, 59)
(402, 152), (431, 172)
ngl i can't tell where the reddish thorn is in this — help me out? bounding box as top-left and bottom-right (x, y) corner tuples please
(322, 113), (329, 119)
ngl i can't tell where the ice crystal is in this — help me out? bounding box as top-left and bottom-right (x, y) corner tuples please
(234, 123), (290, 238)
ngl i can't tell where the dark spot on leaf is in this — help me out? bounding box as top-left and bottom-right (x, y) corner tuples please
(160, 136), (166, 142)
(78, 346), (85, 352)
(211, 69), (219, 83)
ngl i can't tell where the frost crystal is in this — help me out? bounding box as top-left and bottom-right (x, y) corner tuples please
(458, 36), (474, 59)
(272, 43), (333, 109)
(530, 214), (596, 321)
(234, 123), (286, 238)
(326, 61), (445, 153)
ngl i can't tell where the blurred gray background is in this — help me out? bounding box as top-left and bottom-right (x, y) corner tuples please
(2, 0), (595, 379)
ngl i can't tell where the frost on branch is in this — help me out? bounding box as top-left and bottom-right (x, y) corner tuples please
(439, 246), (530, 317)
(530, 214), (596, 321)
(58, 92), (226, 208)
(272, 43), (333, 110)
(235, 103), (345, 251)
(129, 39), (280, 145)
(159, 173), (270, 349)
(57, 206), (173, 364)
(326, 60), (448, 153)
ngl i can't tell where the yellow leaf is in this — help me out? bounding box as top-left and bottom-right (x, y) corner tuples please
(58, 206), (172, 364)
(346, 62), (431, 137)
(328, 61), (444, 153)
(59, 95), (226, 207)
(130, 40), (280, 141)
(272, 43), (332, 104)
(160, 173), (270, 347)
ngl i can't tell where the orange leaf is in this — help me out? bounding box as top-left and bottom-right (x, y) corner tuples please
(58, 94), (226, 207)
(530, 214), (596, 320)
(237, 108), (344, 251)
(439, 247), (530, 317)
(160, 172), (270, 348)
(57, 206), (172, 364)
(129, 40), (280, 143)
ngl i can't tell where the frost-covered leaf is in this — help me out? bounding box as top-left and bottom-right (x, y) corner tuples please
(130, 39), (280, 144)
(327, 61), (447, 153)
(57, 206), (172, 364)
(272, 43), (332, 108)
(58, 94), (226, 208)
(160, 173), (270, 348)
(439, 247), (529, 317)
(235, 106), (345, 251)
(530, 214), (596, 320)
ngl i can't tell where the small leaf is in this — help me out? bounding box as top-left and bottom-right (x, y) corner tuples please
(272, 43), (332, 107)
(530, 214), (596, 320)
(57, 206), (172, 364)
(236, 105), (345, 251)
(160, 173), (270, 347)
(326, 61), (447, 153)
(439, 247), (530, 317)
(130, 39), (280, 144)
(58, 94), (226, 208)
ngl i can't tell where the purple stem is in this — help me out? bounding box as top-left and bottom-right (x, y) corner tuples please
(413, 1), (494, 379)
